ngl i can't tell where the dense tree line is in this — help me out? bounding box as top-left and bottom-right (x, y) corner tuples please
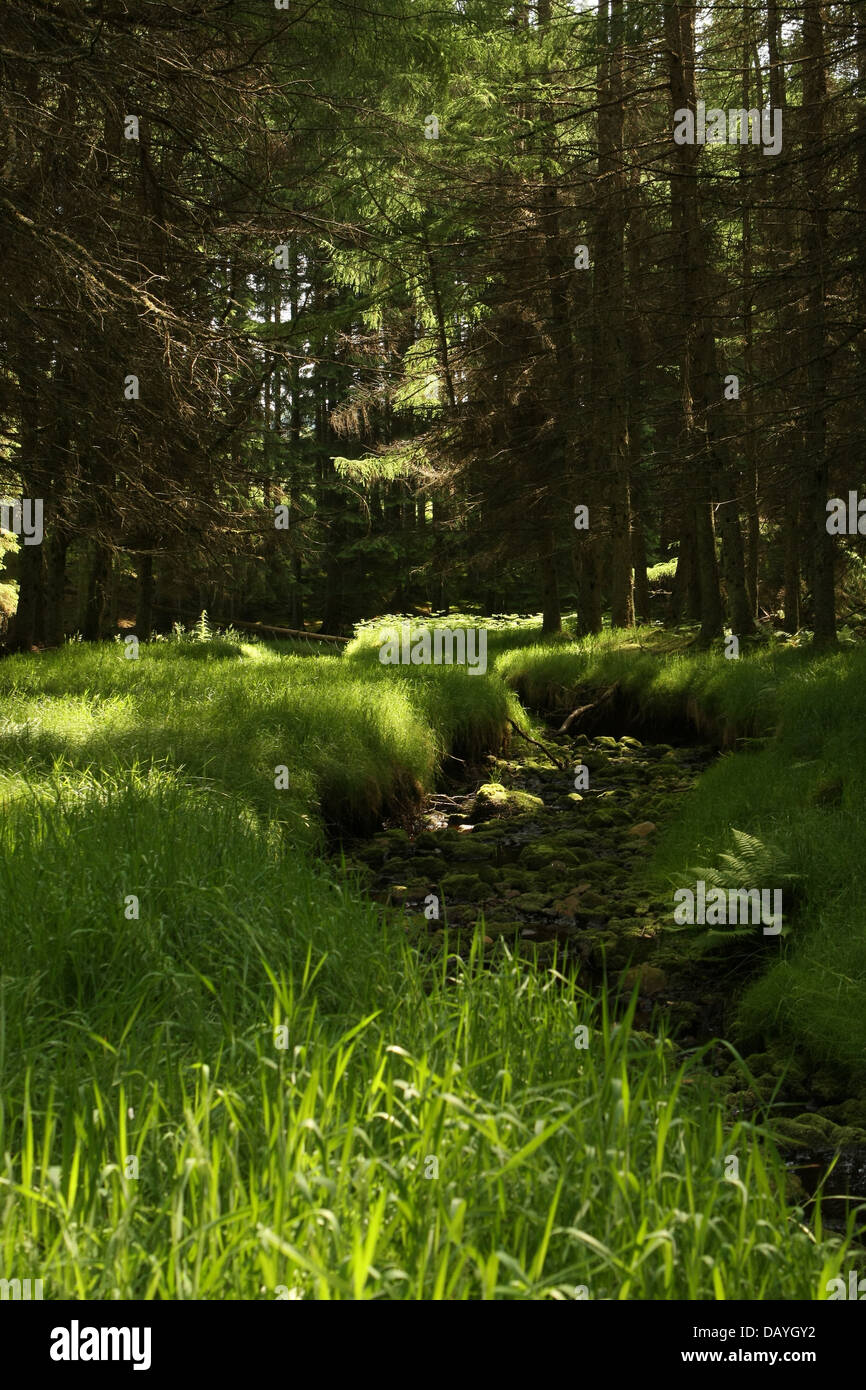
(1, 0), (864, 648)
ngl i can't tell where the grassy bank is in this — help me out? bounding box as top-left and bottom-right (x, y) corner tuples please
(0, 630), (520, 832)
(0, 630), (858, 1297)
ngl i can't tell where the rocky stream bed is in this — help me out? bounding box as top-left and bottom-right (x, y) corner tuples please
(340, 723), (866, 1231)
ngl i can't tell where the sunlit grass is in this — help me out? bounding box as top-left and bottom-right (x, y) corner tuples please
(0, 631), (519, 831)
(0, 773), (851, 1299)
(0, 631), (860, 1298)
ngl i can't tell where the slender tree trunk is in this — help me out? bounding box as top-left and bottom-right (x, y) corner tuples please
(82, 543), (111, 641)
(670, 519), (701, 623)
(7, 359), (44, 650)
(782, 488), (801, 632)
(541, 536), (562, 634)
(10, 540), (44, 650)
(631, 507), (651, 623)
(741, 6), (759, 620)
(602, 0), (633, 628)
(626, 143), (649, 625)
(42, 528), (69, 647)
(666, 1), (751, 643)
(573, 531), (603, 635)
(802, 0), (835, 646)
(136, 552), (155, 639)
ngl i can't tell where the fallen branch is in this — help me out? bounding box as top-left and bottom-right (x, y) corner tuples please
(152, 604), (349, 644)
(507, 719), (568, 770)
(557, 682), (619, 734)
(229, 618), (350, 644)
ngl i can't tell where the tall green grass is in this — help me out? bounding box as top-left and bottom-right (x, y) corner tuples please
(0, 631), (859, 1297)
(494, 628), (810, 742)
(0, 630), (520, 831)
(0, 770), (849, 1297)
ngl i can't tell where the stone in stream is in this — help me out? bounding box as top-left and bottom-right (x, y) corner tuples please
(518, 842), (579, 869)
(623, 964), (667, 997)
(448, 840), (496, 862)
(440, 872), (486, 902)
(350, 732), (719, 1028)
(472, 783), (545, 821)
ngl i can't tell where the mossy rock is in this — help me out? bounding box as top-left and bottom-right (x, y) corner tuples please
(771, 1113), (866, 1149)
(809, 1068), (843, 1103)
(551, 829), (594, 848)
(582, 859), (620, 883)
(622, 963), (667, 996)
(476, 864), (499, 886)
(515, 939), (558, 962)
(587, 933), (618, 966)
(513, 891), (554, 913)
(353, 843), (388, 866)
(750, 1072), (781, 1100)
(414, 831), (441, 851)
(577, 888), (606, 909)
(471, 822), (507, 840)
(440, 872), (486, 903)
(472, 783), (545, 821)
(381, 857), (418, 881)
(744, 1052), (774, 1074)
(824, 1100), (866, 1130)
(403, 878), (434, 899)
(448, 840), (496, 863)
(667, 1000), (700, 1030)
(411, 855), (445, 876)
(499, 866), (530, 890)
(519, 842), (579, 870)
(482, 919), (523, 938)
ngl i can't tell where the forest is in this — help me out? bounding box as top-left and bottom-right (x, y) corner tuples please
(1, 0), (866, 1324)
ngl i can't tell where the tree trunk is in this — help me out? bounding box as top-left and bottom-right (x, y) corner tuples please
(42, 527), (69, 647)
(595, 0), (633, 629)
(9, 539), (44, 650)
(541, 538), (562, 634)
(782, 488), (801, 633)
(631, 508), (651, 624)
(802, 0), (835, 646)
(666, 0), (750, 643)
(136, 552), (155, 640)
(82, 543), (111, 641)
(670, 519), (700, 623)
(573, 530), (603, 635)
(741, 4), (759, 620)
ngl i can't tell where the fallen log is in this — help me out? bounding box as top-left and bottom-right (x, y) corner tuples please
(229, 619), (350, 644)
(151, 604), (349, 644)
